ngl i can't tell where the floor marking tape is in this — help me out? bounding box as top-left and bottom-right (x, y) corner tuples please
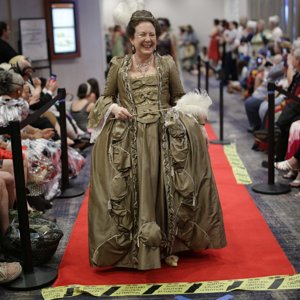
(223, 143), (252, 184)
(41, 274), (300, 300)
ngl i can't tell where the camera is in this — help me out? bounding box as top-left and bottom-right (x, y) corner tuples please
(256, 57), (263, 66)
(50, 74), (57, 81)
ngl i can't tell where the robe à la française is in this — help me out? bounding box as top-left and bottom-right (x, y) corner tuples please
(88, 54), (227, 270)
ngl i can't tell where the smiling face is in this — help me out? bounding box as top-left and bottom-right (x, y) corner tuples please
(130, 21), (157, 58)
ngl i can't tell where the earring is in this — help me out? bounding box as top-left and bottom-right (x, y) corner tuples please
(131, 44), (136, 54)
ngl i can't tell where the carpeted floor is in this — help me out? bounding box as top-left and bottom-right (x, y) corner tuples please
(53, 124), (295, 288)
(1, 71), (299, 300)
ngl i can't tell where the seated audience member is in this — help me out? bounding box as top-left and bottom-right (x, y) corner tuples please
(7, 56), (60, 138)
(275, 42), (300, 161)
(244, 52), (285, 132)
(275, 120), (300, 182)
(258, 52), (290, 125)
(0, 174), (14, 235)
(286, 120), (300, 161)
(275, 146), (300, 187)
(70, 82), (95, 132)
(0, 68), (55, 210)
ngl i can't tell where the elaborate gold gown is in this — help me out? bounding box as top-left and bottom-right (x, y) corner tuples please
(88, 54), (226, 270)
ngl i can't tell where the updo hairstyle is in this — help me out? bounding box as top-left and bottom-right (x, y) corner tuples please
(126, 10), (161, 39)
(0, 69), (24, 96)
(77, 82), (91, 99)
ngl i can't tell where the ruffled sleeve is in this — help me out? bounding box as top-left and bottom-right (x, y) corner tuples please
(88, 57), (122, 129)
(88, 57), (124, 142)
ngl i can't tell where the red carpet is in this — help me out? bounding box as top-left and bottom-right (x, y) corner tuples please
(54, 124), (295, 287)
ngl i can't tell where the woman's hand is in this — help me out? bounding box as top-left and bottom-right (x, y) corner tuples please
(0, 140), (8, 149)
(41, 128), (55, 140)
(111, 103), (132, 120)
(32, 128), (55, 140)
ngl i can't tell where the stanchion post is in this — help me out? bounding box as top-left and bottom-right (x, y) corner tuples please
(219, 71), (224, 141)
(197, 54), (201, 90)
(205, 60), (209, 94)
(210, 69), (230, 145)
(267, 82), (275, 184)
(4, 122), (58, 290)
(57, 88), (69, 191)
(10, 121), (33, 273)
(252, 82), (290, 194)
(57, 88), (84, 198)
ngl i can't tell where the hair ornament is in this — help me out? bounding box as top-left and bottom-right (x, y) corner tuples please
(86, 82), (91, 96)
(113, 0), (145, 27)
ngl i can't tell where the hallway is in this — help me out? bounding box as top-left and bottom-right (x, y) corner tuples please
(1, 70), (299, 300)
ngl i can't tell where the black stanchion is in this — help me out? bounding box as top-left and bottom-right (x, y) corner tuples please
(197, 54), (201, 90)
(202, 59), (217, 124)
(4, 121), (57, 290)
(252, 82), (290, 194)
(205, 61), (209, 95)
(56, 88), (84, 198)
(210, 70), (230, 145)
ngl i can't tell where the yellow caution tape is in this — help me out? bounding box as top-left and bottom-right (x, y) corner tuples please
(42, 274), (300, 300)
(223, 143), (252, 184)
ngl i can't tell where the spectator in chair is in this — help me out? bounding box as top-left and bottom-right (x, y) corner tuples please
(274, 42), (300, 162)
(70, 82), (95, 133)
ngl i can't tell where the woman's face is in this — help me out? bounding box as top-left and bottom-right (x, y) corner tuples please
(130, 22), (157, 57)
(21, 85), (30, 101)
(291, 52), (300, 72)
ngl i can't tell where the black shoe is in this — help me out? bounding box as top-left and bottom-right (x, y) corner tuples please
(261, 160), (268, 168)
(251, 143), (260, 151)
(27, 195), (52, 212)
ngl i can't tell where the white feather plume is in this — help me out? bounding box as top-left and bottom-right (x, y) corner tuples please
(113, 0), (145, 27)
(175, 89), (212, 121)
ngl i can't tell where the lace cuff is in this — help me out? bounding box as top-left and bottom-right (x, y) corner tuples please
(90, 105), (113, 143)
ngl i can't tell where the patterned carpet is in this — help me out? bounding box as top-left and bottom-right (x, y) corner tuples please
(1, 71), (299, 299)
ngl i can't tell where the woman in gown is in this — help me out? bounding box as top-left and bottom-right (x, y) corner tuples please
(88, 10), (227, 270)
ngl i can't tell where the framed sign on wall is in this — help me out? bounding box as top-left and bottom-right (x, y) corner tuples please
(19, 18), (48, 61)
(45, 0), (81, 59)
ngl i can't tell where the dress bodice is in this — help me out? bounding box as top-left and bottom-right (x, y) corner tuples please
(130, 74), (162, 123)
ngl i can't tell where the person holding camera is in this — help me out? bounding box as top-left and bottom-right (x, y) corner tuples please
(244, 52), (286, 133)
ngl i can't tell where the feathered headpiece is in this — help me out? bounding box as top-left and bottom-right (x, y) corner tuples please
(113, 0), (145, 27)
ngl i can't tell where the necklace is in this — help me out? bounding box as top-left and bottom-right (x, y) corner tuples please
(135, 55), (153, 77)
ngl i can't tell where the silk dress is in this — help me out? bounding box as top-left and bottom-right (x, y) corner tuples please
(88, 54), (226, 270)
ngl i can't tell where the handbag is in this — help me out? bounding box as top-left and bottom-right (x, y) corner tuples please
(2, 214), (63, 266)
